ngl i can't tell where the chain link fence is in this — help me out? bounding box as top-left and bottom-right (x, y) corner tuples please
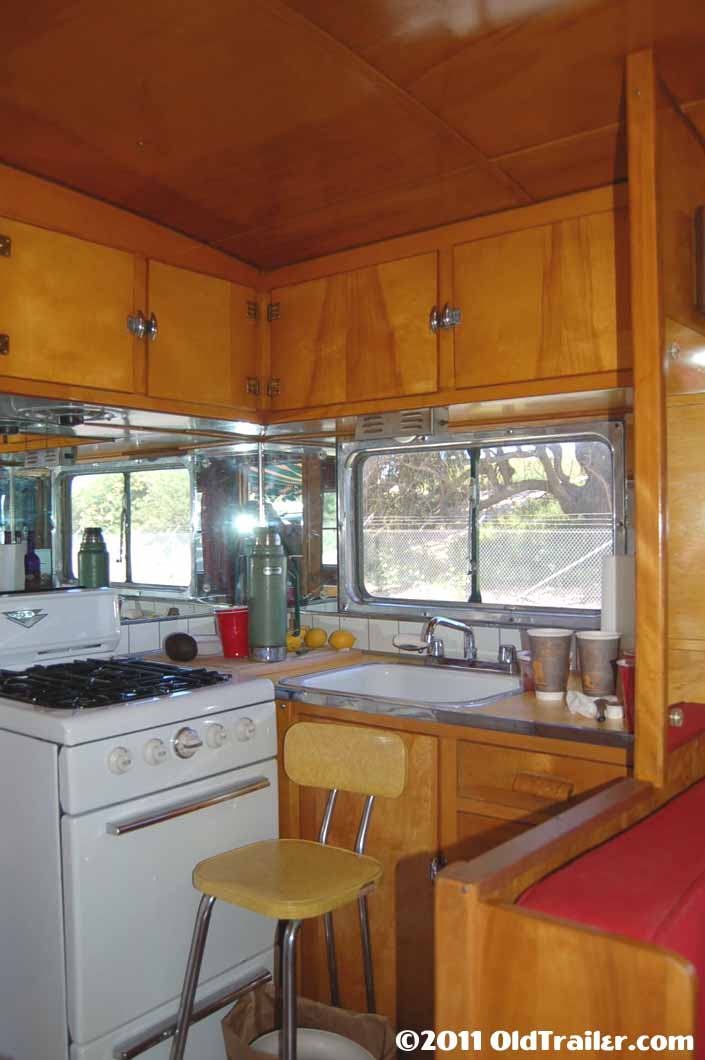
(363, 514), (612, 608)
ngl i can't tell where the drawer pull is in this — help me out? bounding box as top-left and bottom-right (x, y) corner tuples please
(106, 775), (270, 835)
(512, 772), (573, 802)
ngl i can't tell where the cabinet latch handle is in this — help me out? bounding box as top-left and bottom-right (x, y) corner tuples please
(267, 378), (281, 398)
(429, 852), (448, 884)
(429, 304), (461, 333)
(127, 311), (157, 341)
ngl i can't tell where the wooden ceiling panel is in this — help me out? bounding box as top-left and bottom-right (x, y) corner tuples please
(219, 165), (527, 268)
(406, 2), (630, 158)
(0, 0), (703, 267)
(496, 124), (627, 201)
(1, 0), (476, 243)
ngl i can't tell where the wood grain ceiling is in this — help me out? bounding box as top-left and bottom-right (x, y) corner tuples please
(1, 0), (704, 268)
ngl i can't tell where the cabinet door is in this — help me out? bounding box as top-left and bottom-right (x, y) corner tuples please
(294, 723), (438, 1034)
(147, 261), (258, 409)
(452, 211), (629, 389)
(269, 253), (438, 411)
(0, 216), (143, 392)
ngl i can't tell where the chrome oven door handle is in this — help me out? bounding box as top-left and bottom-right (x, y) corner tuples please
(106, 775), (270, 835)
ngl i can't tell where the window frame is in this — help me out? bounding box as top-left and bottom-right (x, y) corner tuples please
(338, 420), (626, 630)
(55, 457), (195, 594)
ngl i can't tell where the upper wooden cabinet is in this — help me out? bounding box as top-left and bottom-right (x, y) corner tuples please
(146, 261), (258, 410)
(0, 216), (143, 393)
(268, 253), (439, 411)
(451, 209), (631, 390)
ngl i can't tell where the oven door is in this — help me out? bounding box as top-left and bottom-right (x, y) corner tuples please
(62, 758), (278, 1047)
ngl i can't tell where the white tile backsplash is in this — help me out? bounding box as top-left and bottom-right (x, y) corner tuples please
(338, 616), (369, 651)
(472, 625), (500, 660)
(312, 614), (341, 639)
(188, 616), (217, 636)
(498, 627), (523, 650)
(369, 619), (399, 653)
(128, 622), (160, 655)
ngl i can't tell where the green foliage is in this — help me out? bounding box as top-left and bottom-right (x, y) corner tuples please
(71, 469), (191, 537)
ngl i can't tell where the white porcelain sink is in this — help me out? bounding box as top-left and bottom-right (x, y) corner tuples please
(288, 662), (520, 707)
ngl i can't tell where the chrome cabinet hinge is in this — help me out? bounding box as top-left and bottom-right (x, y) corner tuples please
(267, 303), (280, 322)
(246, 300), (258, 320)
(267, 378), (281, 398)
(246, 377), (261, 396)
(0, 334), (9, 356)
(0, 235), (11, 257)
(429, 304), (462, 333)
(429, 853), (448, 884)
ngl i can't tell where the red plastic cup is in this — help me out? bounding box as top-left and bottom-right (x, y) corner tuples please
(616, 657), (635, 732)
(216, 607), (249, 658)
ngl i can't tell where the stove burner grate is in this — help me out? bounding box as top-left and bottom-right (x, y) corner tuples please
(0, 658), (230, 710)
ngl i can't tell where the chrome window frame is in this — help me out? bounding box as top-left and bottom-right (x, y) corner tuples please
(53, 456), (196, 594)
(338, 420), (626, 630)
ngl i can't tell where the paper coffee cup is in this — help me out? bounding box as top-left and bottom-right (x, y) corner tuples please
(576, 631), (621, 697)
(527, 629), (573, 702)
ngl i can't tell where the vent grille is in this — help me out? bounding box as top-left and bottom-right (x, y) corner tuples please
(354, 408), (448, 441)
(23, 447), (77, 469)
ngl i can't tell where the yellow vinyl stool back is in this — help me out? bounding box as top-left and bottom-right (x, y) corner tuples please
(283, 721), (407, 798)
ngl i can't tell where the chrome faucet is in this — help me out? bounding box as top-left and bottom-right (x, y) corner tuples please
(421, 616), (477, 663)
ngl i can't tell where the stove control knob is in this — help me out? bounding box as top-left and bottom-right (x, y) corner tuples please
(173, 726), (202, 759)
(205, 723), (227, 749)
(235, 717), (256, 742)
(144, 738), (168, 766)
(108, 746), (133, 775)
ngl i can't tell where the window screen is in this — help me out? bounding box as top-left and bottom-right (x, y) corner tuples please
(359, 437), (614, 611)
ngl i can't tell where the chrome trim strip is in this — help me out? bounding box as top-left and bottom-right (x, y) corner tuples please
(106, 775), (270, 835)
(112, 968), (271, 1058)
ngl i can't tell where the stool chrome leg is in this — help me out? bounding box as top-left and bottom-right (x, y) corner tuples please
(358, 894), (376, 1013)
(281, 919), (302, 1060)
(170, 894), (216, 1060)
(323, 911), (340, 1006)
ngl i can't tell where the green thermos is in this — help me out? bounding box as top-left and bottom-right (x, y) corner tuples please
(78, 527), (110, 588)
(247, 527), (288, 662)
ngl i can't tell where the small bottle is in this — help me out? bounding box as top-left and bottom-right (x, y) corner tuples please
(3, 530), (11, 545)
(24, 530), (41, 592)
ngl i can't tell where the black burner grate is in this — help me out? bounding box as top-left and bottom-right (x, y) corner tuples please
(0, 658), (230, 710)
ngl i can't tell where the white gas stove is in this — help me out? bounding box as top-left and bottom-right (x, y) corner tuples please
(0, 589), (278, 1060)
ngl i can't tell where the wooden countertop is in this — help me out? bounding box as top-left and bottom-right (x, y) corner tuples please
(151, 646), (365, 680)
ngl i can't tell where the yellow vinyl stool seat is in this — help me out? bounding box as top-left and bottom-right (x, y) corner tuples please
(170, 722), (407, 1060)
(194, 838), (383, 920)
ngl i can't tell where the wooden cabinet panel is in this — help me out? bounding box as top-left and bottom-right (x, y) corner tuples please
(457, 737), (626, 802)
(452, 210), (629, 389)
(0, 216), (143, 392)
(668, 401), (705, 644)
(269, 253), (438, 410)
(456, 811), (530, 860)
(147, 261), (257, 408)
(295, 723), (438, 1034)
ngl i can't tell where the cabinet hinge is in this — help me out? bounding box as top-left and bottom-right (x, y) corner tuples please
(0, 235), (11, 258)
(246, 300), (258, 320)
(0, 334), (8, 356)
(267, 303), (280, 322)
(267, 378), (281, 398)
(246, 377), (261, 396)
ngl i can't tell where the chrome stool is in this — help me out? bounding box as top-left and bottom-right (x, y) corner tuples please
(170, 721), (408, 1060)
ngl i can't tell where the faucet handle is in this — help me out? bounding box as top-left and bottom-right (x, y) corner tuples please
(499, 644), (518, 672)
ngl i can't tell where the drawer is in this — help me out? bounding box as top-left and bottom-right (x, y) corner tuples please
(457, 738), (626, 812)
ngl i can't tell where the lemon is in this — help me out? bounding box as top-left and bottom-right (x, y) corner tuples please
(329, 629), (356, 651)
(286, 633), (304, 652)
(298, 625), (310, 638)
(304, 628), (327, 649)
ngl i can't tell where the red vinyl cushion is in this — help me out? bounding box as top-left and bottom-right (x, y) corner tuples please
(519, 777), (705, 1049)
